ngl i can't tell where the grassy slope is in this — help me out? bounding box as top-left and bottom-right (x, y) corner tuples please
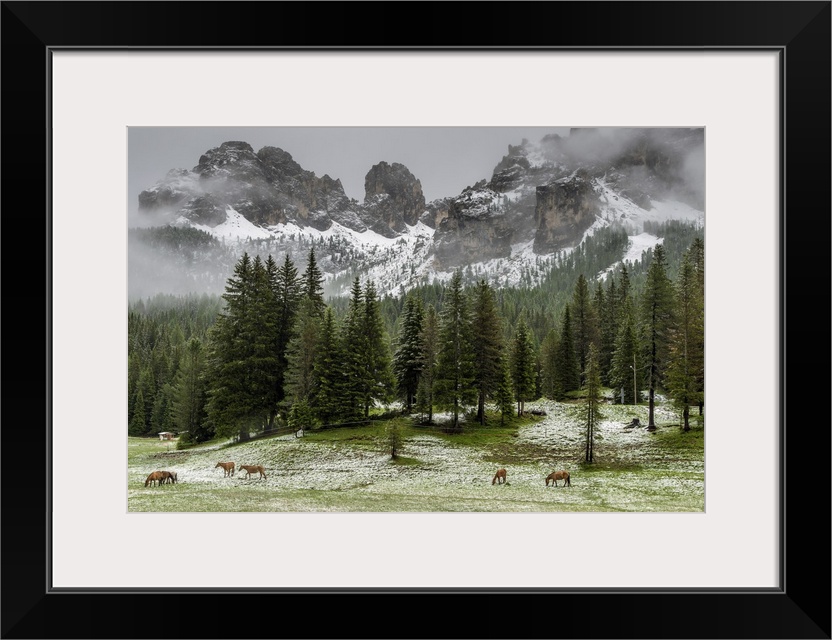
(128, 399), (704, 513)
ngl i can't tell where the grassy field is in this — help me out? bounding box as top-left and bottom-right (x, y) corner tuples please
(128, 397), (704, 513)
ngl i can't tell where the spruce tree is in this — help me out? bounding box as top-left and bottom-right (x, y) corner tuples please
(283, 298), (322, 405)
(640, 244), (675, 430)
(494, 356), (515, 426)
(393, 293), (424, 413)
(471, 280), (504, 424)
(312, 307), (346, 425)
(172, 337), (210, 443)
(666, 252), (704, 431)
(204, 252), (266, 441)
(571, 274), (600, 386)
(340, 277), (367, 420)
(689, 237), (706, 414)
(415, 304), (439, 424)
(598, 277), (618, 386)
(554, 304), (580, 399)
(301, 247), (326, 317)
(583, 343), (603, 463)
(511, 316), (537, 416)
(610, 302), (641, 405)
(362, 281), (395, 417)
(434, 271), (476, 429)
(539, 328), (559, 400)
(271, 254), (302, 427)
(129, 387), (147, 436)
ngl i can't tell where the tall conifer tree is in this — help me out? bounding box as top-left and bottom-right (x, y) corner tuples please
(666, 251), (704, 431)
(301, 247), (326, 317)
(172, 337), (210, 443)
(571, 274), (600, 385)
(393, 294), (424, 413)
(434, 271), (475, 429)
(471, 280), (504, 424)
(415, 304), (439, 424)
(583, 343), (602, 463)
(511, 316), (537, 416)
(640, 244), (675, 430)
(554, 304), (580, 399)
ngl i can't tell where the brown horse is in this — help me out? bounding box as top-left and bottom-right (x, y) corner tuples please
(215, 461), (235, 477)
(492, 468), (507, 485)
(239, 464), (267, 479)
(144, 471), (164, 487)
(546, 470), (571, 487)
(160, 470), (177, 484)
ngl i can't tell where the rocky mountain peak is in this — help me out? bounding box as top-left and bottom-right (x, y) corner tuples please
(361, 161), (426, 236)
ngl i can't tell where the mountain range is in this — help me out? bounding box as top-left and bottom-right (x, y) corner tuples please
(130, 127), (704, 299)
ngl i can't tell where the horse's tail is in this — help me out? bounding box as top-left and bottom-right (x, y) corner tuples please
(566, 472), (571, 487)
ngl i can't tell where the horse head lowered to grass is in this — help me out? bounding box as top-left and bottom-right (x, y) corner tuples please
(546, 470), (571, 487)
(239, 464), (267, 479)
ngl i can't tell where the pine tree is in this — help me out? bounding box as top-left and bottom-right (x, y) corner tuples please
(471, 280), (505, 424)
(172, 338), (211, 443)
(312, 307), (346, 425)
(271, 254), (302, 427)
(689, 237), (705, 415)
(415, 304), (439, 424)
(151, 383), (175, 436)
(610, 303), (641, 405)
(598, 276), (618, 385)
(393, 293), (424, 413)
(129, 387), (147, 436)
(283, 298), (322, 405)
(434, 271), (476, 430)
(571, 274), (600, 386)
(204, 252), (269, 441)
(539, 328), (559, 400)
(340, 277), (368, 421)
(554, 304), (580, 399)
(583, 343), (603, 463)
(494, 356), (515, 425)
(640, 244), (676, 430)
(362, 281), (395, 416)
(511, 316), (537, 416)
(301, 247), (326, 317)
(133, 367), (155, 436)
(666, 251), (704, 431)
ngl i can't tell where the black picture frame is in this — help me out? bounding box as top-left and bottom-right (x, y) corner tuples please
(2, 2), (829, 638)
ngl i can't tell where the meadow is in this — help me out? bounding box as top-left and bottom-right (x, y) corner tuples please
(128, 397), (704, 513)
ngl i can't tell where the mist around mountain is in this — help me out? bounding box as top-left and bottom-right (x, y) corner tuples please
(129, 127), (704, 301)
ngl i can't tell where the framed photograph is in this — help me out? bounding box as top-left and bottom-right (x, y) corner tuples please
(4, 2), (829, 638)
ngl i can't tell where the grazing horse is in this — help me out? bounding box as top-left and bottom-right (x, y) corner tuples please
(239, 464), (267, 479)
(144, 471), (164, 487)
(546, 470), (571, 487)
(492, 468), (507, 485)
(162, 471), (177, 484)
(215, 461), (235, 477)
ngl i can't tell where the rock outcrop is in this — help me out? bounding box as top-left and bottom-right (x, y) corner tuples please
(361, 161), (426, 237)
(533, 170), (600, 254)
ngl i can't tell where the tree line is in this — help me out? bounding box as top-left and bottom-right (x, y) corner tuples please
(128, 237), (704, 445)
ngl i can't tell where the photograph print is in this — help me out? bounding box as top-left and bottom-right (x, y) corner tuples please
(127, 126), (705, 513)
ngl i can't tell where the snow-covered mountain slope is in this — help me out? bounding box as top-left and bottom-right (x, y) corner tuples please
(132, 129), (704, 299)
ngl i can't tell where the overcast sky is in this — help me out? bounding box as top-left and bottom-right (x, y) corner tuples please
(128, 126), (571, 217)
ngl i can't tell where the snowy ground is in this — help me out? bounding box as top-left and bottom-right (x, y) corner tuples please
(129, 399), (703, 513)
